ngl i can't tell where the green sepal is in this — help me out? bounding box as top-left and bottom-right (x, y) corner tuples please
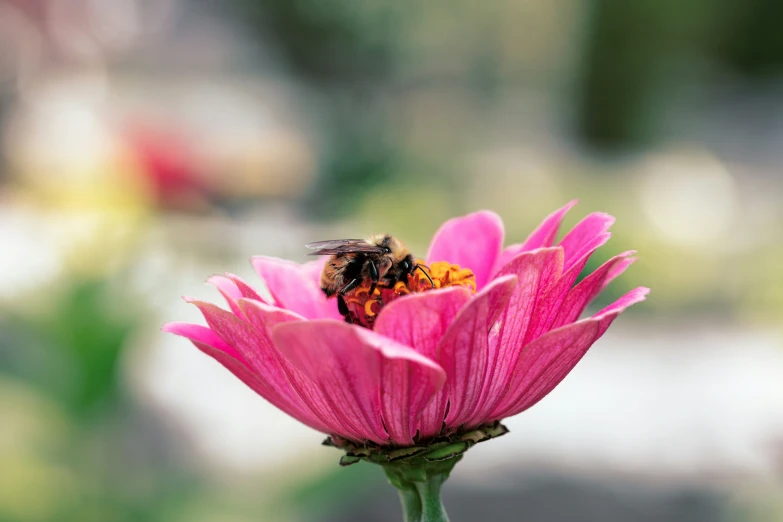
(346, 446), (373, 458)
(386, 446), (428, 461)
(483, 422), (509, 439)
(339, 455), (361, 467)
(326, 421), (509, 468)
(423, 442), (468, 462)
(459, 428), (490, 445)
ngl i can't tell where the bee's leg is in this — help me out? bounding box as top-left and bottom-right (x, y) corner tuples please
(337, 294), (352, 323)
(414, 264), (435, 288)
(339, 279), (361, 295)
(368, 260), (379, 296)
(338, 280), (360, 324)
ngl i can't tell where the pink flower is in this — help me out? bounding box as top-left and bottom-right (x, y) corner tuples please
(164, 202), (649, 447)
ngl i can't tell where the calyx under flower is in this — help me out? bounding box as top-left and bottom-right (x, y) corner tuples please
(324, 421), (508, 467)
(342, 260), (477, 328)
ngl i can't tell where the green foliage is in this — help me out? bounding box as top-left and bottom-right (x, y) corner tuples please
(1, 278), (136, 418)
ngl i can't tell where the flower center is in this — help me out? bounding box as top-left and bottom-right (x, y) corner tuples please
(341, 260), (477, 328)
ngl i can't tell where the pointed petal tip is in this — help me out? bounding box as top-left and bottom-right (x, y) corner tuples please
(627, 286), (651, 298)
(161, 321), (179, 333)
(581, 211), (616, 227)
(161, 321), (211, 339)
(236, 296), (265, 311)
(562, 199), (579, 211)
(237, 296), (307, 320)
(637, 286), (651, 297)
(614, 250), (638, 266)
(613, 251), (638, 270)
(211, 271), (250, 284)
(249, 255), (273, 275)
(206, 275), (239, 295)
(594, 286), (650, 319)
(600, 211), (616, 223)
(507, 202), (581, 258)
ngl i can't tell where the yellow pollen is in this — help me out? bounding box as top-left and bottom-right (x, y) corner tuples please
(412, 261), (477, 293)
(364, 298), (380, 317)
(393, 281), (411, 295)
(339, 259), (477, 328)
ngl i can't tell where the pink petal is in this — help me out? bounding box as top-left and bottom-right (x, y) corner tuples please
(301, 257), (328, 289)
(206, 275), (244, 317)
(558, 212), (615, 272)
(426, 210), (504, 291)
(207, 274), (267, 319)
(494, 200), (578, 274)
(374, 287), (473, 439)
(251, 256), (340, 320)
(273, 320), (446, 446)
(461, 248), (563, 425)
(163, 322), (278, 399)
(186, 299), (332, 432)
(437, 276), (518, 428)
(523, 200), (579, 250)
(224, 273), (264, 301)
(374, 287), (472, 360)
(594, 287), (651, 331)
(163, 321), (330, 434)
(163, 321), (242, 359)
(552, 251), (636, 329)
(606, 256), (636, 285)
(300, 261), (343, 321)
(235, 298), (371, 438)
(189, 298), (301, 380)
(361, 327), (448, 446)
(489, 287), (649, 420)
(521, 231), (613, 344)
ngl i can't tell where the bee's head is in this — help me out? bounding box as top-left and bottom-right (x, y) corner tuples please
(400, 254), (415, 274)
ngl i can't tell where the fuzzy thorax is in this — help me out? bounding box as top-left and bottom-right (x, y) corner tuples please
(342, 260), (477, 328)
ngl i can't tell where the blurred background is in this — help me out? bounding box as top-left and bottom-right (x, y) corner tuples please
(1, 0), (782, 521)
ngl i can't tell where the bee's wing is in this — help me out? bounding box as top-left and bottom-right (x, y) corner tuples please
(305, 239), (385, 256)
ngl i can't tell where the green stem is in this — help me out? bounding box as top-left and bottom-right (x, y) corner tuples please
(413, 473), (449, 522)
(382, 455), (459, 522)
(333, 424), (509, 520)
(397, 487), (422, 522)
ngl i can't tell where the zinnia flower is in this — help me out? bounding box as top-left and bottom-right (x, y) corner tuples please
(164, 201), (648, 521)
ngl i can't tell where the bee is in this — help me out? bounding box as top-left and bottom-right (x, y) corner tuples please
(305, 234), (433, 319)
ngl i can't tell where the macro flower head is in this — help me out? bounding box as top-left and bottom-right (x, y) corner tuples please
(164, 201), (649, 453)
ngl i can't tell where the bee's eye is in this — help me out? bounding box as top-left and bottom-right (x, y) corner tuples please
(402, 259), (411, 271)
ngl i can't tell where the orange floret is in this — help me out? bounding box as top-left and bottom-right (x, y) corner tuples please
(341, 260), (476, 328)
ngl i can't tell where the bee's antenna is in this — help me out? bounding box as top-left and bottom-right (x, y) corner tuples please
(414, 265), (435, 289)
